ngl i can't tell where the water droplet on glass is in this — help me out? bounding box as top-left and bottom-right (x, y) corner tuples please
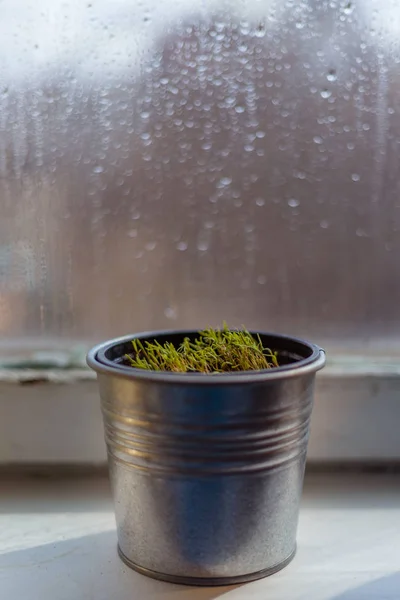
(257, 275), (267, 285)
(93, 165), (104, 173)
(255, 197), (265, 207)
(164, 306), (177, 320)
(344, 2), (354, 15)
(327, 69), (337, 82)
(145, 241), (157, 251)
(320, 89), (332, 99)
(320, 220), (330, 229)
(235, 106), (245, 114)
(197, 241), (209, 251)
(288, 198), (300, 208)
(313, 136), (323, 144)
(351, 173), (360, 182)
(254, 23), (266, 38)
(217, 176), (232, 187)
(176, 241), (188, 251)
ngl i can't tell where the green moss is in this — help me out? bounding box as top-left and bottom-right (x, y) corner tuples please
(125, 324), (279, 373)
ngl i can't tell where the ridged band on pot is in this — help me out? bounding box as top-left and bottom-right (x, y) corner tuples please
(87, 330), (325, 586)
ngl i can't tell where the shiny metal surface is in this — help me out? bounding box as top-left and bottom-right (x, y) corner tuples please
(1, 0), (400, 351)
(89, 331), (325, 584)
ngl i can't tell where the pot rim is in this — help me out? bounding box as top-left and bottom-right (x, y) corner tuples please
(87, 330), (326, 384)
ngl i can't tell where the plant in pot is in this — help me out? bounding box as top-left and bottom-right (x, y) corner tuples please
(87, 324), (325, 586)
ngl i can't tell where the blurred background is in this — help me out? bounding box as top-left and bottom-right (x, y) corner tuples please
(1, 0), (400, 356)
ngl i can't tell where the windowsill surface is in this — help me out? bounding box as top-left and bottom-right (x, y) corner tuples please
(3, 371), (400, 464)
(1, 473), (399, 599)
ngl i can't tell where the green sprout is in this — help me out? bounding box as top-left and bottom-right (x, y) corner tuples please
(124, 324), (279, 373)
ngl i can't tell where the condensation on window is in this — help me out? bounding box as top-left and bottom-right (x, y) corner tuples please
(1, 0), (400, 355)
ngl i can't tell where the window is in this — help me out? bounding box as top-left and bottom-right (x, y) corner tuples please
(2, 0), (400, 465)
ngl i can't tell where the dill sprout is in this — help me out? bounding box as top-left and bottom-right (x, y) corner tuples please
(124, 324), (279, 373)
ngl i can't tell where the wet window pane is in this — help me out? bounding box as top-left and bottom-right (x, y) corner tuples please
(1, 0), (399, 351)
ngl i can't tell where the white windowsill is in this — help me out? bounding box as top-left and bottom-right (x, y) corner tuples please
(1, 473), (399, 599)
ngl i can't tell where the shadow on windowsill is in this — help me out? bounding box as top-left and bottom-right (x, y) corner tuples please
(0, 530), (236, 600)
(331, 573), (400, 599)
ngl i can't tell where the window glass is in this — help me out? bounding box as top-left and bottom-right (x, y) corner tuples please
(1, 0), (399, 353)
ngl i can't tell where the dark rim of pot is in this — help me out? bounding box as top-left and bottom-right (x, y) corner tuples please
(87, 330), (325, 384)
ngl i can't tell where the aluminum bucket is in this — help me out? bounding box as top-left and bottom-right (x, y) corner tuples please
(87, 330), (325, 586)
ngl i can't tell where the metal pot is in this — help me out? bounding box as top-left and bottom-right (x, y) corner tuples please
(87, 330), (325, 586)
